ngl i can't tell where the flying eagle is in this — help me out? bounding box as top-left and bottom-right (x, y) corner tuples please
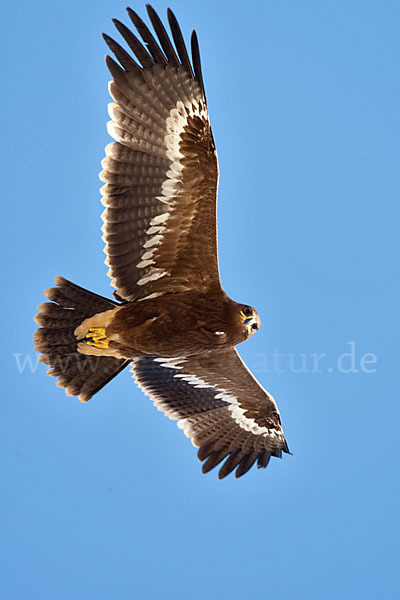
(34, 6), (290, 478)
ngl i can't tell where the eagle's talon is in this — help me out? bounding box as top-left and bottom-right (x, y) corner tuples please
(84, 327), (109, 348)
(86, 326), (106, 338)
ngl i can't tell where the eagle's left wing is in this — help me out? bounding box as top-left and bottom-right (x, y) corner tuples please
(132, 350), (290, 478)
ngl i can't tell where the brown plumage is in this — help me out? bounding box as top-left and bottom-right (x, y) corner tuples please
(34, 6), (290, 479)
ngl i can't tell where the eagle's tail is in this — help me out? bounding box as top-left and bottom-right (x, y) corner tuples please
(34, 276), (130, 402)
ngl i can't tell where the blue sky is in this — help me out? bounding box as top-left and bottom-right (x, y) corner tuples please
(1, 0), (399, 598)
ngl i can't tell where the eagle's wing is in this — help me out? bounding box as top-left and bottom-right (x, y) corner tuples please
(101, 7), (220, 302)
(132, 350), (290, 479)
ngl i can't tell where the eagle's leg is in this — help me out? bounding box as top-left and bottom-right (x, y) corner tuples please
(74, 308), (126, 358)
(74, 309), (117, 340)
(85, 327), (109, 349)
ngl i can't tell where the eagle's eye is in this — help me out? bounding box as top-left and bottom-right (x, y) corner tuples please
(243, 307), (252, 317)
(251, 323), (258, 330)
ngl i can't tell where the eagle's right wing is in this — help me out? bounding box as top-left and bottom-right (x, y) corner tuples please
(101, 7), (221, 302)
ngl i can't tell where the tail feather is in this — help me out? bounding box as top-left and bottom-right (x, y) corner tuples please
(36, 302), (89, 329)
(34, 276), (130, 402)
(44, 276), (119, 311)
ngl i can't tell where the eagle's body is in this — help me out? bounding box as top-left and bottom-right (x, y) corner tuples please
(34, 6), (290, 478)
(76, 291), (257, 359)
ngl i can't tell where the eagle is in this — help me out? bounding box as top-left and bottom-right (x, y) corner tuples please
(34, 6), (290, 479)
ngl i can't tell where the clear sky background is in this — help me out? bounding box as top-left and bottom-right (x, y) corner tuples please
(1, 0), (399, 598)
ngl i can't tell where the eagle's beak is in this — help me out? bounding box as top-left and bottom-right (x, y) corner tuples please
(240, 311), (257, 333)
(240, 310), (254, 325)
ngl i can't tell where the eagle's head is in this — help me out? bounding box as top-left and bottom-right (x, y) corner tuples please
(239, 305), (261, 339)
